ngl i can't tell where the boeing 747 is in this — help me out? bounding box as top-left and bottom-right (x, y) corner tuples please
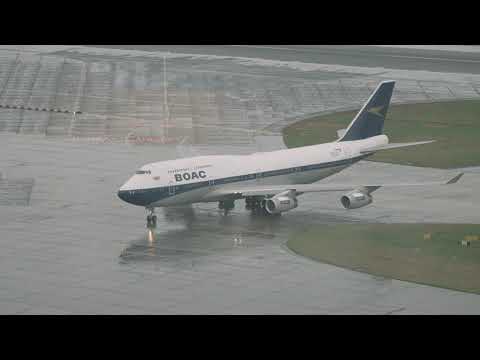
(117, 80), (463, 228)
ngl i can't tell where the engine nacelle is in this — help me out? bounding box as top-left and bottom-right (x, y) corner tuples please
(340, 188), (373, 209)
(263, 194), (298, 214)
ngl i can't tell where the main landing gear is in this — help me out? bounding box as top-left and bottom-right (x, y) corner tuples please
(218, 200), (235, 215)
(146, 207), (157, 228)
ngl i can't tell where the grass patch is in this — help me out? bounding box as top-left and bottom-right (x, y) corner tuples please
(283, 100), (480, 169)
(287, 223), (480, 295)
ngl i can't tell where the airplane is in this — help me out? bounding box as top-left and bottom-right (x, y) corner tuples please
(117, 80), (463, 228)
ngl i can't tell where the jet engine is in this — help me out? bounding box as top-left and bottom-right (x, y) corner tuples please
(340, 188), (373, 209)
(263, 191), (298, 214)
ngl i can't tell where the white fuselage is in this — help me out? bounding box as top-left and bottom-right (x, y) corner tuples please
(118, 135), (389, 207)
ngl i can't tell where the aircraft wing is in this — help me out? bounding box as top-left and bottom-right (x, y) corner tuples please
(205, 173), (463, 199)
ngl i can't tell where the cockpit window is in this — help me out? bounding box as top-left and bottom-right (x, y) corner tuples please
(135, 170), (151, 175)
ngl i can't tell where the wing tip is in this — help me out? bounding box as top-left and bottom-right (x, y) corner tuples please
(447, 172), (464, 184)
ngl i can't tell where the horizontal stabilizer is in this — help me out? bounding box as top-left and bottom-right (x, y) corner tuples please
(447, 172), (464, 184)
(337, 128), (347, 138)
(360, 140), (435, 153)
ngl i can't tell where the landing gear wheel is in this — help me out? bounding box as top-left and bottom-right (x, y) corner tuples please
(219, 200), (235, 216)
(255, 206), (270, 216)
(146, 208), (157, 228)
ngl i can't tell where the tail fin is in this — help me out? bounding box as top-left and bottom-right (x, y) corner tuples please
(338, 80), (395, 142)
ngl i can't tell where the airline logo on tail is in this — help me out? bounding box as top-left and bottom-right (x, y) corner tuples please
(367, 105), (386, 117)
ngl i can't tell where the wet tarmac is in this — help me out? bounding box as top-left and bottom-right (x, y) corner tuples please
(1, 45), (480, 314)
(91, 45), (480, 74)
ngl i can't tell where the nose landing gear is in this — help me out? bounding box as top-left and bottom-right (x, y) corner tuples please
(146, 207), (157, 228)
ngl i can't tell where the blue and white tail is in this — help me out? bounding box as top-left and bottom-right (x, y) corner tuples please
(338, 80), (395, 142)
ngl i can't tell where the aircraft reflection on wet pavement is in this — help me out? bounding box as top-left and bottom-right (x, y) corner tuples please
(118, 203), (358, 266)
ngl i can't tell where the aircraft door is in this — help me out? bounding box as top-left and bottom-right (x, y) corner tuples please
(343, 144), (352, 157)
(256, 169), (263, 184)
(169, 183), (175, 196)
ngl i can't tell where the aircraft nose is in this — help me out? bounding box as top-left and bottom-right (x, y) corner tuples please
(118, 189), (140, 206)
(117, 189), (130, 203)
(117, 179), (136, 205)
(117, 188), (151, 206)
